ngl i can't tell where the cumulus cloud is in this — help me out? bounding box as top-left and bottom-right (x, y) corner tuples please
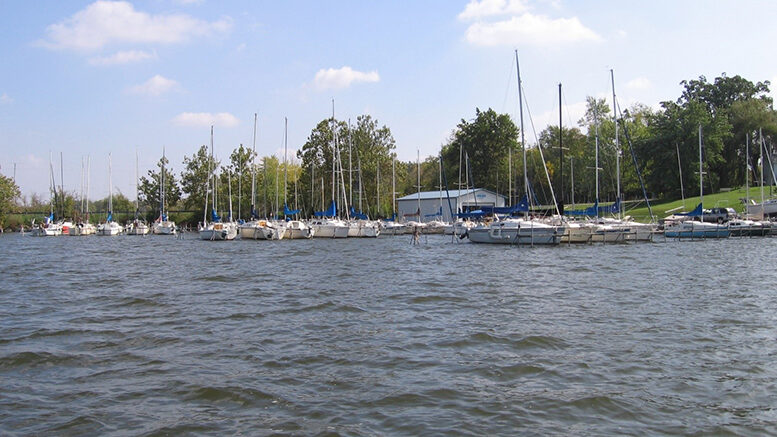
(88, 49), (157, 65)
(39, 0), (231, 52)
(626, 77), (651, 90)
(172, 112), (239, 128)
(313, 66), (380, 91)
(458, 0), (529, 20)
(464, 13), (602, 46)
(127, 75), (182, 96)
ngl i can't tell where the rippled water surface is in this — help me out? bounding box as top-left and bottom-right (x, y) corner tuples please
(2, 233), (777, 435)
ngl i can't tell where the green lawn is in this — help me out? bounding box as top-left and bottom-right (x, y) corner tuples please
(622, 186), (776, 222)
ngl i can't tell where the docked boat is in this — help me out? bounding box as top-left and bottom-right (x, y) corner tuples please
(199, 127), (238, 241)
(153, 148), (177, 235)
(125, 219), (150, 235)
(239, 219), (285, 240)
(97, 154), (124, 236)
(311, 217), (349, 238)
(347, 219), (380, 238)
(284, 220), (314, 239)
(664, 220), (729, 239)
(467, 218), (563, 245)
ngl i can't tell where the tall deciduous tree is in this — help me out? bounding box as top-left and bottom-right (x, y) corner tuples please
(180, 145), (219, 211)
(441, 108), (519, 198)
(0, 174), (20, 227)
(139, 154), (181, 215)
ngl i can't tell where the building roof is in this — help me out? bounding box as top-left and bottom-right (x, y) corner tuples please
(397, 188), (504, 201)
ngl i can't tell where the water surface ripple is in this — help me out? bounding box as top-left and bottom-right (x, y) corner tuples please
(2, 234), (777, 435)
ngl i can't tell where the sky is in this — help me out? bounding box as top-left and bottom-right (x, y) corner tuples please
(2, 0), (777, 200)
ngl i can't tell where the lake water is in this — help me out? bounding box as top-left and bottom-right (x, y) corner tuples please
(1, 233), (777, 435)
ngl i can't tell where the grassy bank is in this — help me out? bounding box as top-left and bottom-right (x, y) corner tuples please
(623, 186), (775, 222)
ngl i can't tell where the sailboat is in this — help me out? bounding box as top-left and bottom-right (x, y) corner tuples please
(97, 153), (124, 235)
(382, 157), (407, 235)
(664, 125), (730, 238)
(467, 52), (563, 245)
(744, 129), (777, 219)
(31, 153), (64, 236)
(70, 156), (96, 235)
(153, 148), (177, 235)
(199, 126), (238, 240)
(126, 150), (150, 235)
(311, 105), (350, 238)
(280, 117), (313, 239)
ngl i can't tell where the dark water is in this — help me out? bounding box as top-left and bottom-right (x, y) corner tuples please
(2, 233), (777, 436)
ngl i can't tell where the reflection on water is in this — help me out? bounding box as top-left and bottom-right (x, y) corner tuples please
(1, 234), (777, 435)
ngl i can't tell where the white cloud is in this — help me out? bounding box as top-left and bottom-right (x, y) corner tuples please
(172, 112), (239, 128)
(313, 66), (380, 91)
(458, 0), (528, 20)
(626, 77), (651, 90)
(0, 93), (12, 104)
(127, 75), (182, 96)
(464, 13), (602, 46)
(40, 0), (231, 52)
(88, 49), (157, 65)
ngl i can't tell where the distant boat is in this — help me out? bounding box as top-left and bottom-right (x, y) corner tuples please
(199, 126), (237, 241)
(153, 148), (177, 235)
(97, 153), (124, 236)
(126, 150), (150, 235)
(663, 126), (729, 239)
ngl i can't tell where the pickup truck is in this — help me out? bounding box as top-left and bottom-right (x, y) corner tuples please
(701, 207), (736, 223)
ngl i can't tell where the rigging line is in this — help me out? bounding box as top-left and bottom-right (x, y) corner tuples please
(501, 55), (516, 115)
(522, 83), (560, 216)
(561, 88), (576, 130)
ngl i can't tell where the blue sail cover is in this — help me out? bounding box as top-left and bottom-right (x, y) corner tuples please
(481, 195), (530, 215)
(250, 206), (258, 220)
(47, 212), (54, 223)
(564, 198), (621, 216)
(425, 206), (442, 218)
(383, 213), (397, 222)
(106, 211), (113, 222)
(678, 203), (703, 216)
(211, 209), (221, 222)
(457, 209), (486, 218)
(284, 204), (301, 216)
(349, 206), (368, 220)
(314, 201), (337, 217)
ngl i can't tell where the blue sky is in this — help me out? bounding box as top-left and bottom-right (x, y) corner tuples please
(3, 0), (777, 200)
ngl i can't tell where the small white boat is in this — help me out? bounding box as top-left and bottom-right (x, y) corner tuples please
(664, 220), (729, 239)
(311, 218), (349, 238)
(97, 220), (124, 236)
(347, 220), (380, 238)
(199, 221), (238, 240)
(239, 219), (285, 240)
(284, 220), (314, 239)
(381, 221), (406, 236)
(153, 220), (177, 235)
(125, 219), (150, 235)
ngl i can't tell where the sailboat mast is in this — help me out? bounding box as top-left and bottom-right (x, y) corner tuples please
(417, 149), (421, 220)
(392, 157), (396, 218)
(515, 50), (528, 213)
(135, 149), (139, 217)
(611, 69), (621, 220)
(760, 128), (765, 218)
(251, 113), (257, 217)
(211, 126), (216, 212)
(348, 119), (353, 208)
(284, 117), (288, 212)
(558, 83), (564, 216)
(60, 152), (64, 220)
(745, 134), (749, 210)
(676, 142), (685, 208)
(161, 147), (166, 218)
(699, 124), (704, 221)
(108, 152), (113, 217)
(86, 155), (90, 221)
(595, 105), (600, 217)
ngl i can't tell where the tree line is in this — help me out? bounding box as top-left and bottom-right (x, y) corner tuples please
(2, 72), (776, 228)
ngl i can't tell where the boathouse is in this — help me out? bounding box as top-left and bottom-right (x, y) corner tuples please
(396, 189), (507, 223)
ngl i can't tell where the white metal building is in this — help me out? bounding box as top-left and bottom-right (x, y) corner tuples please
(396, 189), (507, 222)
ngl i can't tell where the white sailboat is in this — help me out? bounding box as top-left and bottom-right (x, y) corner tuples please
(70, 155), (96, 235)
(126, 150), (150, 235)
(199, 126), (238, 240)
(97, 153), (124, 236)
(153, 148), (177, 235)
(31, 153), (63, 236)
(664, 125), (729, 239)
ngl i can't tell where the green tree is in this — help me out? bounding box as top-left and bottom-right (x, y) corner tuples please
(139, 154), (182, 217)
(441, 108), (519, 200)
(180, 145), (219, 211)
(0, 174), (21, 227)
